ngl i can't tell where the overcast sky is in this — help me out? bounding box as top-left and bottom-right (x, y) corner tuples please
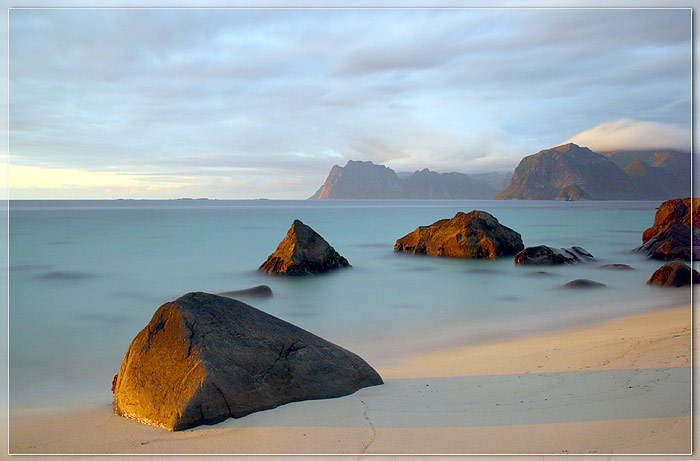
(9, 8), (691, 199)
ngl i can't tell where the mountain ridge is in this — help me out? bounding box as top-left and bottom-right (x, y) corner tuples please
(309, 160), (505, 199)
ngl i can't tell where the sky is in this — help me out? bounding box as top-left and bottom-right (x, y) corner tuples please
(8, 8), (692, 199)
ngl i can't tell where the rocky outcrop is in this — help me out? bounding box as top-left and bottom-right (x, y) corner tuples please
(259, 220), (350, 275)
(394, 211), (523, 259)
(647, 261), (700, 287)
(112, 292), (383, 431)
(555, 184), (591, 201)
(309, 160), (498, 199)
(563, 279), (606, 289)
(217, 285), (273, 299)
(636, 198), (700, 260)
(514, 245), (594, 265)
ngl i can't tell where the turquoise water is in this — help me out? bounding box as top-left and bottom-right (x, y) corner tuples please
(8, 200), (690, 410)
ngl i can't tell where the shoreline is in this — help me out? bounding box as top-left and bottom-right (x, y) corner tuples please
(9, 303), (692, 455)
(380, 304), (691, 379)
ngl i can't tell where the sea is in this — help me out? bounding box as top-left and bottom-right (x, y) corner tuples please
(8, 199), (692, 412)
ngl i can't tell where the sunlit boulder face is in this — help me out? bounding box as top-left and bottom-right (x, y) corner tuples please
(394, 210), (524, 259)
(636, 198), (700, 261)
(647, 261), (700, 287)
(259, 220), (350, 275)
(112, 292), (383, 431)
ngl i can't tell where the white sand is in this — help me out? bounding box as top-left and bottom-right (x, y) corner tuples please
(9, 305), (692, 456)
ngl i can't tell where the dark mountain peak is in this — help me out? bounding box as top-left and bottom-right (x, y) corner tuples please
(345, 160), (383, 168)
(411, 168), (435, 176)
(624, 158), (651, 178)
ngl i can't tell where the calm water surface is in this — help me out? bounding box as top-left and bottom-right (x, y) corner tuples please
(8, 199), (690, 410)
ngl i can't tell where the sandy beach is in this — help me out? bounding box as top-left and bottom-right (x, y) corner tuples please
(9, 304), (692, 457)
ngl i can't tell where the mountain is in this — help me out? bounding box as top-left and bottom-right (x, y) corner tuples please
(605, 149), (691, 198)
(309, 160), (499, 199)
(469, 171), (513, 192)
(495, 143), (691, 200)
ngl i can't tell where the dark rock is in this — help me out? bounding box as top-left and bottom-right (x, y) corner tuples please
(526, 271), (554, 277)
(112, 292), (382, 431)
(259, 220), (350, 275)
(217, 285), (273, 299)
(636, 198), (699, 260)
(514, 245), (594, 265)
(393, 210), (524, 259)
(563, 279), (607, 289)
(600, 264), (635, 270)
(647, 261), (700, 287)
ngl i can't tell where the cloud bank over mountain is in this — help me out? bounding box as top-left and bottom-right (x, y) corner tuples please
(566, 120), (690, 153)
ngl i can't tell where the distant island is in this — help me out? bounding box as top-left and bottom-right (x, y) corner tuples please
(310, 143), (690, 200)
(495, 143), (690, 200)
(308, 160), (511, 199)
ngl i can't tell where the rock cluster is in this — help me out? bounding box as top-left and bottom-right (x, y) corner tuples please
(514, 245), (594, 265)
(112, 292), (383, 431)
(636, 198), (699, 260)
(647, 261), (700, 287)
(259, 220), (350, 275)
(394, 210), (524, 259)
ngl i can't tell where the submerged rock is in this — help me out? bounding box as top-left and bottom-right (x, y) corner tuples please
(514, 245), (594, 265)
(112, 292), (382, 431)
(393, 210), (523, 259)
(636, 198), (699, 260)
(217, 285), (273, 299)
(647, 261), (700, 287)
(259, 220), (350, 275)
(600, 264), (634, 270)
(563, 279), (607, 289)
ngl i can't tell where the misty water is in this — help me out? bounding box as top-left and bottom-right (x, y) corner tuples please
(9, 199), (690, 411)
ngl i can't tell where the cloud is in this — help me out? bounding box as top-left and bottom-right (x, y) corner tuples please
(565, 119), (690, 152)
(8, 9), (692, 198)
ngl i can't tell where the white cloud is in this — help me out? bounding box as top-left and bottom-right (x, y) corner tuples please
(565, 119), (690, 152)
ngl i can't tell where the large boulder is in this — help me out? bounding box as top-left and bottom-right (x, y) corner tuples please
(259, 220), (350, 275)
(514, 245), (594, 265)
(112, 292), (382, 431)
(393, 210), (524, 259)
(636, 198), (700, 260)
(647, 261), (700, 287)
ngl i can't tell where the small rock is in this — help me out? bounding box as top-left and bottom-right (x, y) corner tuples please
(217, 285), (273, 299)
(515, 246), (594, 265)
(647, 260), (700, 287)
(563, 279), (606, 289)
(600, 264), (634, 270)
